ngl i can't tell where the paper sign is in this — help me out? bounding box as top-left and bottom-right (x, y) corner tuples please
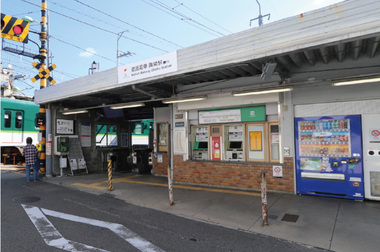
(273, 165), (283, 177)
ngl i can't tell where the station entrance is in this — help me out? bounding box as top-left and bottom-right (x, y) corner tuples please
(97, 119), (154, 174)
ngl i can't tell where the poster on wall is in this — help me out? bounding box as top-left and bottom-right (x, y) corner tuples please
(211, 136), (222, 160)
(273, 165), (283, 177)
(174, 128), (186, 154)
(250, 131), (262, 151)
(80, 123), (91, 147)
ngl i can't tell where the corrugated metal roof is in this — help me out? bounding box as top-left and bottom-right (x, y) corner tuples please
(35, 0), (380, 110)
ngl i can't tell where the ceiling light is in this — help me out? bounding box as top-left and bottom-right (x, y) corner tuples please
(233, 87), (293, 96)
(62, 109), (88, 115)
(332, 77), (380, 86)
(110, 103), (144, 109)
(163, 96), (207, 104)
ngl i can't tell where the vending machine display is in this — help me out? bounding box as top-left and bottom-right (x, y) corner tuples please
(295, 115), (364, 200)
(225, 125), (244, 161)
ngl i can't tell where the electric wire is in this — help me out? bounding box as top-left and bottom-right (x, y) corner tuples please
(172, 0), (232, 34)
(21, 0), (169, 53)
(2, 50), (80, 81)
(146, 0), (226, 37)
(140, 0), (222, 37)
(73, 0), (183, 49)
(49, 0), (177, 50)
(49, 35), (117, 64)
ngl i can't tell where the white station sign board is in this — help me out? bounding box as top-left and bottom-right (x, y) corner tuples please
(118, 51), (177, 84)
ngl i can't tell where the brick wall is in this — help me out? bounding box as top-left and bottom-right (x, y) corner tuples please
(173, 155), (294, 192)
(153, 152), (169, 175)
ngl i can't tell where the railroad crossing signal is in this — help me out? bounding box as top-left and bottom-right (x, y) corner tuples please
(31, 62), (57, 85)
(1, 13), (30, 43)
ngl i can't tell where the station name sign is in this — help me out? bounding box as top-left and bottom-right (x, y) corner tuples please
(117, 51), (177, 84)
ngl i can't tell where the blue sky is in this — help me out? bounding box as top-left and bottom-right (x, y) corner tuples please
(1, 0), (344, 96)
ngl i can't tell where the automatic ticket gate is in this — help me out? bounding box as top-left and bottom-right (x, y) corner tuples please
(362, 114), (380, 201)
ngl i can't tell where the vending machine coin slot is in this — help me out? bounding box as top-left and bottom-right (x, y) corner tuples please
(332, 160), (339, 168)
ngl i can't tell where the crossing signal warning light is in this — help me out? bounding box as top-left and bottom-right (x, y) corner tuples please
(1, 13), (29, 43)
(35, 113), (45, 128)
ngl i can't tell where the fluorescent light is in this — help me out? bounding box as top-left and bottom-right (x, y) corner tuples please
(332, 77), (380, 86)
(110, 103), (144, 109)
(62, 109), (88, 115)
(233, 87), (293, 96)
(163, 96), (206, 104)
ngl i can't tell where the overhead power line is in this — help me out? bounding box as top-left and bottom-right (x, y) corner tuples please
(73, 0), (183, 49)
(172, 0), (232, 34)
(49, 35), (117, 63)
(144, 0), (226, 37)
(21, 0), (169, 53)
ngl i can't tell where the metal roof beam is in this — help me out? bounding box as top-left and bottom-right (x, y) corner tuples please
(334, 43), (346, 62)
(319, 47), (330, 64)
(370, 36), (380, 58)
(303, 50), (316, 66)
(132, 85), (160, 99)
(289, 53), (304, 68)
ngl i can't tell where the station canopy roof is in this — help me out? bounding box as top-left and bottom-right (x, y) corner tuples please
(35, 0), (380, 114)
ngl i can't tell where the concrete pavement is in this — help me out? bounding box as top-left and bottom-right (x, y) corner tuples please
(10, 168), (380, 251)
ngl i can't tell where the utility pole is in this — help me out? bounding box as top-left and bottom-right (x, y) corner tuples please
(38, 0), (48, 174)
(117, 30), (133, 66)
(250, 0), (270, 27)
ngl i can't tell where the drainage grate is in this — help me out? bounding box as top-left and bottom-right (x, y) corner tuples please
(281, 213), (299, 223)
(12, 196), (41, 204)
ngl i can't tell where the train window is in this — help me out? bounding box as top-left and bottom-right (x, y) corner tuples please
(16, 112), (23, 129)
(96, 124), (118, 147)
(4, 111), (11, 128)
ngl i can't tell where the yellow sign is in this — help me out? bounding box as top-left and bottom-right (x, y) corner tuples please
(1, 13), (30, 43)
(36, 144), (42, 151)
(250, 131), (262, 151)
(31, 62), (56, 84)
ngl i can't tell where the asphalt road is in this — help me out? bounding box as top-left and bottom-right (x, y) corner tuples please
(1, 169), (326, 252)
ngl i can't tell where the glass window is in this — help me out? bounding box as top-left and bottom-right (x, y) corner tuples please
(270, 124), (280, 161)
(246, 124), (266, 162)
(15, 112), (23, 129)
(4, 111), (11, 128)
(96, 124), (118, 147)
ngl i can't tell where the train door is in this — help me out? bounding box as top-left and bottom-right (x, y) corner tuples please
(3, 109), (24, 145)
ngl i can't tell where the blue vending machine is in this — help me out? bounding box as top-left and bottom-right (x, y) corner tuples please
(295, 114), (364, 200)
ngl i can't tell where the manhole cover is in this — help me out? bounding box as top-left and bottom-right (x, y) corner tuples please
(281, 213), (299, 223)
(12, 196), (41, 203)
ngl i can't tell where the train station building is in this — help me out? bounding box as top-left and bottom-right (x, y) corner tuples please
(35, 0), (380, 200)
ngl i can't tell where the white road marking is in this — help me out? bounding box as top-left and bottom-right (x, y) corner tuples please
(22, 204), (109, 252)
(22, 204), (165, 252)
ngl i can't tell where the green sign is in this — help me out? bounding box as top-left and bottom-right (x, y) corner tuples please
(199, 106), (266, 124)
(241, 106), (266, 122)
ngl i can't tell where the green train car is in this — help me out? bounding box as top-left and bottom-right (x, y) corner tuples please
(1, 98), (40, 164)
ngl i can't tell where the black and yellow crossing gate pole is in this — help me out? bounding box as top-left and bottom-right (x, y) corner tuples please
(36, 0), (49, 173)
(30, 0), (56, 175)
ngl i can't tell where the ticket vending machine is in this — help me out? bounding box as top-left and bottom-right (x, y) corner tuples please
(295, 115), (364, 200)
(362, 114), (380, 201)
(191, 126), (209, 160)
(225, 125), (244, 161)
